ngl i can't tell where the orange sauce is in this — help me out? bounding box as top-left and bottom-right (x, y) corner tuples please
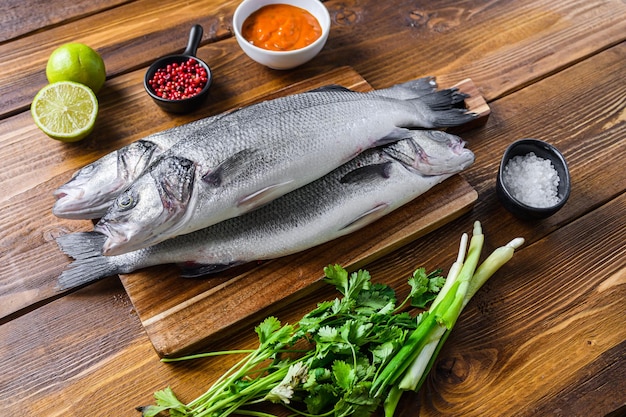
(242, 4), (322, 51)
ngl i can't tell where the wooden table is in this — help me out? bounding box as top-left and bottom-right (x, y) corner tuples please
(1, 0), (625, 416)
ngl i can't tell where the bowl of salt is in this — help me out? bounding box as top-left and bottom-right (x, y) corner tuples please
(496, 139), (571, 219)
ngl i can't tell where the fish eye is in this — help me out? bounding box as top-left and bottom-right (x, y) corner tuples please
(74, 164), (95, 179)
(70, 164), (93, 179)
(82, 164), (95, 174)
(117, 192), (136, 210)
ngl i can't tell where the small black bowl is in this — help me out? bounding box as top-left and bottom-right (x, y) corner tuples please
(144, 24), (213, 114)
(496, 139), (571, 219)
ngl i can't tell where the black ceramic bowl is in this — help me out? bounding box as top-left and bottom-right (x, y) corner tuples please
(144, 24), (213, 114)
(496, 139), (571, 219)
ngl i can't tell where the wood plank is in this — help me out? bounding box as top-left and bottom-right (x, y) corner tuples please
(1, 0), (625, 117)
(0, 0), (131, 43)
(118, 70), (485, 357)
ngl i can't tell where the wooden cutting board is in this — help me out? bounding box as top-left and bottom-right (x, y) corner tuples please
(119, 69), (489, 358)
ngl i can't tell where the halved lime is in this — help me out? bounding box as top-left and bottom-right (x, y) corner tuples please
(31, 81), (98, 142)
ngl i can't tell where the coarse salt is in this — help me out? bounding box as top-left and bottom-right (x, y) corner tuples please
(502, 152), (560, 208)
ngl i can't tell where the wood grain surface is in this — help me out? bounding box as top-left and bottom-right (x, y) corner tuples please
(0, 0), (624, 416)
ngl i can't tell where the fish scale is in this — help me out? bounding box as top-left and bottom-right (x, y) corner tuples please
(95, 85), (477, 255)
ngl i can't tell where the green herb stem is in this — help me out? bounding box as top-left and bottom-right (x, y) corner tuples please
(430, 232), (468, 311)
(383, 385), (403, 417)
(161, 350), (257, 362)
(397, 325), (446, 391)
(438, 221), (483, 329)
(464, 237), (525, 306)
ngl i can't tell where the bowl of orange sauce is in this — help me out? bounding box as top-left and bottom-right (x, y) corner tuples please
(233, 0), (330, 70)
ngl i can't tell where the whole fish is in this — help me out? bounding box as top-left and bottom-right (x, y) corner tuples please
(95, 84), (477, 255)
(56, 129), (474, 289)
(52, 77), (446, 220)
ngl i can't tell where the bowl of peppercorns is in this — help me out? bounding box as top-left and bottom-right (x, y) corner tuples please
(144, 24), (213, 114)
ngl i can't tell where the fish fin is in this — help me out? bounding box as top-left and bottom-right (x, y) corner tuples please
(56, 231), (107, 259)
(237, 180), (295, 209)
(373, 127), (412, 147)
(340, 162), (393, 184)
(153, 156), (195, 207)
(177, 262), (244, 277)
(56, 232), (119, 289)
(118, 140), (159, 180)
(306, 84), (352, 93)
(202, 148), (260, 187)
(339, 203), (390, 233)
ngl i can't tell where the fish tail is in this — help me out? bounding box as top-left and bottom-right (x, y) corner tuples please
(56, 232), (120, 289)
(430, 108), (478, 127)
(420, 87), (469, 111)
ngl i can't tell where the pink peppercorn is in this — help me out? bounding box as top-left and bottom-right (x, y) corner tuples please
(148, 58), (208, 100)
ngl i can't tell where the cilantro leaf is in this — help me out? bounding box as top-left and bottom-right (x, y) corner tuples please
(332, 360), (355, 391)
(408, 268), (429, 297)
(346, 269), (372, 300)
(409, 268), (446, 308)
(344, 381), (379, 416)
(317, 325), (339, 342)
(323, 265), (372, 302)
(371, 341), (396, 366)
(355, 282), (396, 315)
(255, 316), (282, 344)
(323, 264), (350, 295)
(304, 383), (337, 414)
(138, 387), (187, 417)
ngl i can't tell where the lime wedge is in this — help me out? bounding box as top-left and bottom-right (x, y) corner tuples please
(31, 81), (98, 142)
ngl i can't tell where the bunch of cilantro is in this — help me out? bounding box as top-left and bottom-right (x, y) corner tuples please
(140, 221), (523, 417)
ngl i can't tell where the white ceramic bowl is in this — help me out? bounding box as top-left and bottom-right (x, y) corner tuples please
(233, 0), (330, 70)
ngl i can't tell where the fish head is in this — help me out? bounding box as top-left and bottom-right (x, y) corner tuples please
(52, 140), (160, 219)
(385, 130), (475, 176)
(94, 155), (196, 255)
(53, 153), (124, 219)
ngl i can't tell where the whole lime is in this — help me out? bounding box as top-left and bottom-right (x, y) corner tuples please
(46, 43), (106, 93)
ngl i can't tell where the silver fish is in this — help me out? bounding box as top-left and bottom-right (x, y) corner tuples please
(52, 115), (223, 219)
(56, 130), (474, 289)
(95, 84), (476, 255)
(51, 77), (444, 220)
